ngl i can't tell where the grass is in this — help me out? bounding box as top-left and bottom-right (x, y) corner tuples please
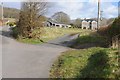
(17, 38), (43, 44)
(16, 27), (92, 44)
(41, 27), (92, 41)
(49, 29), (119, 78)
(70, 33), (108, 48)
(75, 35), (106, 44)
(50, 47), (119, 79)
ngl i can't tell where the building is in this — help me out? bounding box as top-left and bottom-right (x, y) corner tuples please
(91, 21), (97, 30)
(45, 18), (71, 28)
(81, 19), (97, 30)
(82, 20), (89, 29)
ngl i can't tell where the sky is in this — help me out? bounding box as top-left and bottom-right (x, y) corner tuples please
(1, 0), (120, 19)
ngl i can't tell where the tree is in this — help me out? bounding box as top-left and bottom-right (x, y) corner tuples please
(51, 11), (70, 24)
(73, 18), (82, 28)
(17, 2), (48, 38)
(100, 18), (108, 27)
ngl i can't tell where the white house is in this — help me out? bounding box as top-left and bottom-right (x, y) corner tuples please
(91, 21), (97, 30)
(82, 20), (89, 29)
(82, 19), (97, 30)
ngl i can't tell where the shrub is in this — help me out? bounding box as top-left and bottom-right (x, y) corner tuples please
(98, 17), (120, 38)
(98, 26), (110, 36)
(7, 22), (16, 27)
(16, 2), (48, 39)
(98, 17), (120, 46)
(12, 27), (19, 38)
(108, 17), (120, 37)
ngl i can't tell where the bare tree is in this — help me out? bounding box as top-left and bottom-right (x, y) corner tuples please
(17, 1), (49, 38)
(51, 11), (70, 24)
(107, 18), (115, 25)
(100, 18), (107, 27)
(73, 18), (82, 28)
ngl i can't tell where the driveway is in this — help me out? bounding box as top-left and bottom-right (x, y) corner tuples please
(1, 26), (79, 78)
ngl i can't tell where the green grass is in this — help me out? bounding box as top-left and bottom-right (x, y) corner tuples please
(17, 38), (43, 44)
(70, 33), (108, 48)
(16, 27), (92, 44)
(75, 35), (106, 44)
(50, 47), (119, 79)
(41, 27), (92, 41)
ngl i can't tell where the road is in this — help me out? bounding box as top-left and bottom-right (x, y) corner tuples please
(0, 26), (2, 79)
(1, 26), (79, 78)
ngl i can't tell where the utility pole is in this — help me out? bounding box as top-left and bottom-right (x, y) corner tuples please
(1, 2), (3, 26)
(97, 0), (100, 30)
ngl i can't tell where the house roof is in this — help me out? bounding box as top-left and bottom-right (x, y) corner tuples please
(82, 19), (97, 22)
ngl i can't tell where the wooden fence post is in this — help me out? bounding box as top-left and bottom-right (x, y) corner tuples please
(112, 36), (116, 49)
(118, 35), (120, 67)
(118, 38), (120, 54)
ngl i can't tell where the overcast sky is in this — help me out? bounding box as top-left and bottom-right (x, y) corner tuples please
(1, 0), (119, 19)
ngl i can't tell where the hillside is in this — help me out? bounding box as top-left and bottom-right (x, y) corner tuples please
(4, 7), (20, 19)
(1, 6), (20, 19)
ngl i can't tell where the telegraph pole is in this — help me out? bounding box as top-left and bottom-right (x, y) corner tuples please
(97, 0), (100, 30)
(1, 2), (3, 26)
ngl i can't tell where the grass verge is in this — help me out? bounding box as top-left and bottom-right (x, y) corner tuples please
(70, 33), (108, 48)
(50, 47), (119, 79)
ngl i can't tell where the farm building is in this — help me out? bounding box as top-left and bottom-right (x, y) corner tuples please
(44, 18), (71, 28)
(81, 19), (97, 30)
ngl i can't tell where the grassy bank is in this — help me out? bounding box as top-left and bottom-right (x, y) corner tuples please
(15, 27), (92, 44)
(49, 27), (119, 79)
(70, 33), (108, 49)
(50, 47), (119, 79)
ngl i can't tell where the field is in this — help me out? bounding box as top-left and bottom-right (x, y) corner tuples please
(18, 27), (92, 44)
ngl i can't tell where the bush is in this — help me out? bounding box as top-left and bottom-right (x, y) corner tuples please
(12, 27), (18, 38)
(98, 26), (110, 36)
(98, 17), (120, 46)
(7, 22), (16, 27)
(108, 17), (120, 37)
(98, 17), (120, 38)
